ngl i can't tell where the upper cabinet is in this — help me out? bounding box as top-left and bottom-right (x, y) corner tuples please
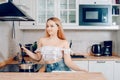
(16, 0), (77, 27)
(37, 0), (77, 25)
(18, 0), (36, 26)
(112, 4), (120, 26)
(77, 0), (112, 4)
(14, 0), (119, 30)
(59, 0), (77, 25)
(36, 0), (56, 25)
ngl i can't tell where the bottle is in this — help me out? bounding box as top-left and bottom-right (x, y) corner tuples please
(112, 7), (115, 15)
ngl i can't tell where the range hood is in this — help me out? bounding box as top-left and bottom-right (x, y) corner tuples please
(0, 1), (34, 21)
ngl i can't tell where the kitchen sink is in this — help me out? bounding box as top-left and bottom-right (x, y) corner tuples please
(0, 64), (42, 72)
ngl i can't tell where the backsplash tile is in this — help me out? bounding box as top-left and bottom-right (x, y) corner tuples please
(21, 30), (117, 55)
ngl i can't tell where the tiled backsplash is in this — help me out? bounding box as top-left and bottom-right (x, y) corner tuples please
(22, 30), (117, 55)
(0, 23), (118, 61)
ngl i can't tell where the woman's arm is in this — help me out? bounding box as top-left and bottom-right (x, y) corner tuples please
(64, 53), (87, 72)
(63, 40), (87, 72)
(22, 47), (41, 61)
(22, 38), (43, 61)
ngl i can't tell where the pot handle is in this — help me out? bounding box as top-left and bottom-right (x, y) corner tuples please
(91, 45), (95, 53)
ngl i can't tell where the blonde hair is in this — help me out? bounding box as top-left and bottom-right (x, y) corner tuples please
(45, 17), (66, 40)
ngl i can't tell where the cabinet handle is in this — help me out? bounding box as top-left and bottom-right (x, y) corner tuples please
(97, 61), (105, 63)
(115, 61), (120, 63)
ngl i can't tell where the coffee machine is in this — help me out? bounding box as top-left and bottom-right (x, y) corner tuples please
(102, 41), (112, 56)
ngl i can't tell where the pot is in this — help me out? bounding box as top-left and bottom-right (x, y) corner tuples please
(19, 61), (34, 72)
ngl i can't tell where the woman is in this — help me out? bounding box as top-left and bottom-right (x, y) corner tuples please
(22, 17), (87, 72)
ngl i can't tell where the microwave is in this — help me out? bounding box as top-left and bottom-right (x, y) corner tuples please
(79, 5), (112, 26)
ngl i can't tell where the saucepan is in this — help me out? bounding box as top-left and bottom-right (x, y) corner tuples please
(19, 61), (35, 72)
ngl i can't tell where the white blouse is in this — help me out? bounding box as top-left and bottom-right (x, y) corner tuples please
(35, 46), (72, 61)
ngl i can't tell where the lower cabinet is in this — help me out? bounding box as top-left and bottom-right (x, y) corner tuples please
(114, 60), (120, 80)
(89, 61), (114, 80)
(73, 61), (88, 71)
(73, 60), (120, 80)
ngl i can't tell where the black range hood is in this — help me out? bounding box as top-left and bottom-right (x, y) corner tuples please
(0, 1), (34, 21)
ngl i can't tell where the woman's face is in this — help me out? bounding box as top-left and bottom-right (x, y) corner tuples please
(46, 20), (58, 36)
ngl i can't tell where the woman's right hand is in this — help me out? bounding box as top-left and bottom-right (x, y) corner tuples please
(79, 69), (88, 73)
(19, 43), (26, 52)
(21, 46), (26, 51)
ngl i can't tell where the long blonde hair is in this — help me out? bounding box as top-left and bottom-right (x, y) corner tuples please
(45, 17), (66, 40)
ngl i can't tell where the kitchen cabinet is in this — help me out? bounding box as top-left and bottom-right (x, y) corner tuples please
(89, 60), (114, 80)
(15, 0), (119, 30)
(17, 0), (77, 27)
(59, 0), (77, 25)
(76, 0), (120, 29)
(37, 0), (77, 25)
(36, 0), (56, 25)
(112, 4), (120, 26)
(13, 0), (36, 26)
(73, 61), (88, 71)
(77, 0), (112, 4)
(18, 0), (36, 26)
(114, 60), (120, 80)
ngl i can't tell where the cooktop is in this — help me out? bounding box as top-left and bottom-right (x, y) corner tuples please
(71, 55), (86, 58)
(0, 64), (42, 72)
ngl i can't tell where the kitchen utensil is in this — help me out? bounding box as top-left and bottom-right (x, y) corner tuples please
(19, 43), (26, 64)
(19, 61), (34, 72)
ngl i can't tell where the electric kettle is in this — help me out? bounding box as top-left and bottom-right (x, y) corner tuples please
(91, 44), (102, 56)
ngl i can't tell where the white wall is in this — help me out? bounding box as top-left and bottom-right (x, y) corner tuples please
(0, 21), (118, 62)
(0, 22), (10, 61)
(21, 29), (118, 55)
(8, 22), (23, 57)
(117, 30), (120, 56)
(0, 22), (23, 61)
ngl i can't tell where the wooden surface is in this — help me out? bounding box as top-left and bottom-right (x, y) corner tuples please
(72, 55), (120, 61)
(1, 56), (120, 68)
(0, 57), (13, 68)
(0, 72), (106, 80)
(0, 56), (108, 80)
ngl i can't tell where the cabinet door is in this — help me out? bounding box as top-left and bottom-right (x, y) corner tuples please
(114, 61), (120, 80)
(77, 0), (112, 4)
(73, 61), (88, 71)
(37, 0), (56, 25)
(18, 0), (36, 26)
(59, 0), (77, 24)
(89, 61), (114, 80)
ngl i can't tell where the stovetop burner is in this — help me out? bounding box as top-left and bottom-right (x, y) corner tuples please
(71, 55), (86, 58)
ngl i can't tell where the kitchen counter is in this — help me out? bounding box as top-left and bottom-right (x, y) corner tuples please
(0, 57), (14, 68)
(1, 56), (114, 80)
(1, 56), (120, 67)
(0, 72), (106, 80)
(72, 55), (120, 61)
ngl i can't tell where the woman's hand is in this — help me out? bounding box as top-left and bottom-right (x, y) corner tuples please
(21, 46), (27, 52)
(79, 69), (88, 72)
